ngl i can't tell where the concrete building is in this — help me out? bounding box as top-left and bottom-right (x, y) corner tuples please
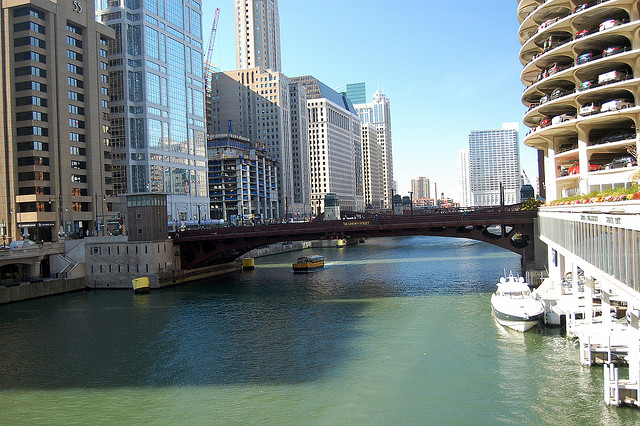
(86, 193), (174, 289)
(361, 122), (384, 209)
(411, 176), (431, 200)
(458, 148), (472, 208)
(518, 0), (640, 407)
(207, 133), (278, 222)
(290, 76), (364, 214)
(209, 68), (309, 217)
(96, 0), (209, 223)
(289, 81), (311, 217)
(355, 90), (393, 208)
(0, 0), (115, 242)
(468, 123), (521, 206)
(235, 0), (281, 72)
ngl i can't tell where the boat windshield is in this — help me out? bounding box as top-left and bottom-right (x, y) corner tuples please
(503, 290), (531, 298)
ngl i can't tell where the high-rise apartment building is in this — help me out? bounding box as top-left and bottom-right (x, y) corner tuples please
(290, 76), (364, 213)
(468, 123), (521, 206)
(0, 1), (114, 242)
(361, 122), (384, 209)
(410, 177), (430, 200)
(457, 148), (472, 208)
(96, 0), (209, 222)
(235, 0), (281, 72)
(355, 90), (393, 208)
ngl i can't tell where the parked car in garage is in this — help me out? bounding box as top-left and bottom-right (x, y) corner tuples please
(579, 101), (601, 116)
(550, 86), (573, 99)
(600, 99), (634, 112)
(599, 19), (625, 32)
(575, 29), (590, 38)
(602, 46), (628, 57)
(577, 51), (597, 64)
(539, 116), (552, 127)
(558, 142), (577, 153)
(596, 130), (636, 144)
(578, 80), (596, 91)
(597, 69), (630, 85)
(603, 156), (636, 169)
(568, 162), (601, 174)
(552, 113), (576, 125)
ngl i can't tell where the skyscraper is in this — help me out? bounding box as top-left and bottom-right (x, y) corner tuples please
(290, 76), (364, 213)
(355, 90), (393, 208)
(410, 177), (430, 200)
(468, 123), (521, 206)
(457, 149), (472, 208)
(338, 82), (367, 105)
(96, 1), (209, 222)
(361, 122), (384, 209)
(0, 0), (114, 241)
(235, 0), (281, 72)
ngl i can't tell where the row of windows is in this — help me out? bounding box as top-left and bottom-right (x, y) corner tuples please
(14, 21), (45, 35)
(15, 50), (45, 63)
(15, 36), (45, 49)
(15, 65), (46, 78)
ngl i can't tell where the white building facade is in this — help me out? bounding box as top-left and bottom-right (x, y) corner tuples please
(291, 76), (364, 214)
(457, 148), (472, 208)
(355, 90), (393, 208)
(362, 122), (384, 209)
(468, 123), (521, 207)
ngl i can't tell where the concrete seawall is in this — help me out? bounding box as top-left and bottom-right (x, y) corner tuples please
(0, 278), (86, 305)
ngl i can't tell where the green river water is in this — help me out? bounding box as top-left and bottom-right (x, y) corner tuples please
(0, 236), (637, 424)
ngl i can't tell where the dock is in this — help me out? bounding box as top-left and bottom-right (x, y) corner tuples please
(534, 276), (640, 407)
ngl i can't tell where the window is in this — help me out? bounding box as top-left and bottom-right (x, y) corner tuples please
(14, 22), (45, 34)
(67, 49), (83, 61)
(17, 141), (48, 151)
(15, 51), (45, 63)
(16, 96), (47, 106)
(14, 36), (45, 49)
(66, 22), (83, 35)
(15, 81), (46, 92)
(66, 35), (82, 48)
(15, 65), (46, 78)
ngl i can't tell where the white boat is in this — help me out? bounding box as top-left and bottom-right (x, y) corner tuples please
(491, 273), (544, 332)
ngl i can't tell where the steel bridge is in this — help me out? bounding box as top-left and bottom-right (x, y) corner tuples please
(172, 207), (538, 270)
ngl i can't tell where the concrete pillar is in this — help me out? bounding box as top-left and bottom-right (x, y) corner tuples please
(31, 259), (42, 281)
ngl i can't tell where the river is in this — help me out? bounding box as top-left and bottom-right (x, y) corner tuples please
(0, 236), (637, 424)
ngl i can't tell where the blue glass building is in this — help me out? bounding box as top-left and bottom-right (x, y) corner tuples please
(96, 0), (209, 221)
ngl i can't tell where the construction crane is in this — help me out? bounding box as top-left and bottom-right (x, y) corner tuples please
(204, 8), (220, 96)
(204, 8), (220, 132)
(522, 169), (532, 186)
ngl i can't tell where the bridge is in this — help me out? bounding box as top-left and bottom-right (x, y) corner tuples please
(172, 207), (538, 270)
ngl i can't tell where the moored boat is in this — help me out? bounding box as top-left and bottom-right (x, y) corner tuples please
(292, 255), (324, 272)
(491, 273), (544, 332)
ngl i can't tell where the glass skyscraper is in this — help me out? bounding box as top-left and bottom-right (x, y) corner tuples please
(96, 0), (209, 222)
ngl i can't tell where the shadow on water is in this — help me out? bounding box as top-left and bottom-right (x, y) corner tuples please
(0, 275), (369, 389)
(0, 236), (521, 390)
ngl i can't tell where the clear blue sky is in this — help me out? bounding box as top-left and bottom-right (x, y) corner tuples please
(202, 1), (536, 199)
